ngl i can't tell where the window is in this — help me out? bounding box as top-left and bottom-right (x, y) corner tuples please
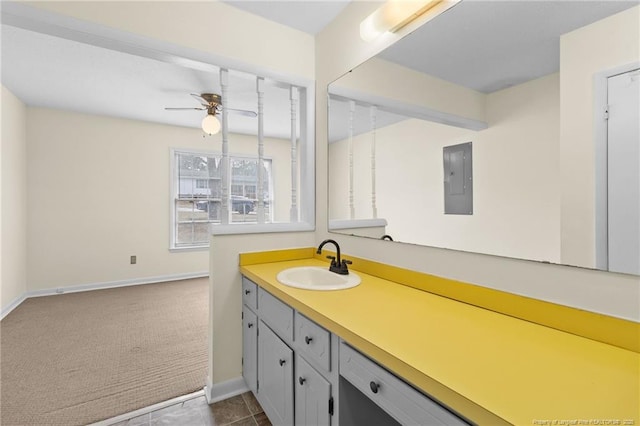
(172, 150), (274, 248)
(168, 69), (314, 251)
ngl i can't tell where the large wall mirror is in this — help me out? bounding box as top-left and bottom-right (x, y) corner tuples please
(328, 0), (639, 276)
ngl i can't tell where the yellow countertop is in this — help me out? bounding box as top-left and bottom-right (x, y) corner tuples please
(240, 257), (640, 426)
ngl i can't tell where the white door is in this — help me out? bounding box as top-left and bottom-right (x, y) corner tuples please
(608, 68), (640, 275)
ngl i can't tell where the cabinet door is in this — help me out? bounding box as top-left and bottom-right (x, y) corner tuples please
(296, 355), (332, 426)
(242, 305), (258, 393)
(258, 321), (294, 425)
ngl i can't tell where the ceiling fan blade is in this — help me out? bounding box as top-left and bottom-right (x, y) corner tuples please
(227, 108), (257, 118)
(165, 107), (206, 111)
(190, 93), (209, 106)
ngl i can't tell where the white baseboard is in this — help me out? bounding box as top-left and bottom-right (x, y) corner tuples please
(0, 292), (28, 321)
(92, 389), (205, 426)
(96, 377), (249, 425)
(0, 272), (209, 320)
(204, 377), (249, 404)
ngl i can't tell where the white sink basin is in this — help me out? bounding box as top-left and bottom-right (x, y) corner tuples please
(276, 266), (361, 291)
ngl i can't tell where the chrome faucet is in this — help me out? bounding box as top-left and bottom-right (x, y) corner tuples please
(316, 239), (352, 275)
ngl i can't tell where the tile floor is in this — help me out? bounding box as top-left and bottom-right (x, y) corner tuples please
(112, 392), (271, 426)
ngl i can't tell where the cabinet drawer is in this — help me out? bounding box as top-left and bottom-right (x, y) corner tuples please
(339, 343), (467, 426)
(258, 288), (294, 342)
(295, 312), (331, 372)
(242, 277), (258, 311)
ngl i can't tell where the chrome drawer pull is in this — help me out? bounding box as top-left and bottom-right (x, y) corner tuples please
(279, 359), (286, 366)
(305, 336), (313, 344)
(370, 381), (380, 394)
(247, 322), (254, 328)
(299, 377), (306, 385)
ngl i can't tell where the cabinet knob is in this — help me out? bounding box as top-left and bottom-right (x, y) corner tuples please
(247, 322), (254, 328)
(299, 377), (306, 385)
(244, 289), (251, 295)
(369, 381), (380, 394)
(305, 336), (313, 345)
(279, 359), (286, 366)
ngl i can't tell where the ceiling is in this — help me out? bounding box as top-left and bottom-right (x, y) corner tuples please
(379, 0), (636, 93)
(2, 1), (637, 141)
(1, 1), (351, 139)
(327, 0), (637, 142)
(222, 1), (352, 35)
(1, 24), (298, 138)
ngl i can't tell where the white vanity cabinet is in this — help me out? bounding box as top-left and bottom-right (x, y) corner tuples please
(294, 311), (334, 426)
(339, 343), (468, 426)
(241, 276), (468, 426)
(242, 277), (335, 426)
(295, 312), (331, 372)
(242, 305), (258, 393)
(242, 276), (258, 311)
(241, 278), (259, 394)
(258, 320), (294, 425)
(295, 355), (332, 425)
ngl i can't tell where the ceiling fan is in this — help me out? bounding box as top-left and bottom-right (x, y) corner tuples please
(165, 93), (257, 135)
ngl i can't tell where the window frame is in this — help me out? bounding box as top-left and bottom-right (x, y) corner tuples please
(171, 148), (275, 249)
(170, 144), (311, 250)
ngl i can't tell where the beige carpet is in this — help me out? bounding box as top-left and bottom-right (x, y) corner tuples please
(0, 278), (208, 425)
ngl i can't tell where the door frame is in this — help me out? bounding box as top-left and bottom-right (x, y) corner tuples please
(593, 61), (640, 270)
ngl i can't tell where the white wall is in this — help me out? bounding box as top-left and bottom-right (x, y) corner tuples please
(209, 232), (315, 386)
(26, 108), (293, 291)
(28, 1), (315, 80)
(560, 5), (640, 268)
(335, 57), (486, 122)
(330, 73), (561, 263)
(317, 2), (639, 321)
(1, 85), (28, 311)
(19, 0), (318, 393)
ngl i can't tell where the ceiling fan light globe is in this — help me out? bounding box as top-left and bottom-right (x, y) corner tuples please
(202, 114), (221, 135)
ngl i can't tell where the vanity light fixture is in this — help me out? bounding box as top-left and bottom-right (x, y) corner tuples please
(360, 0), (451, 42)
(201, 113), (221, 136)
